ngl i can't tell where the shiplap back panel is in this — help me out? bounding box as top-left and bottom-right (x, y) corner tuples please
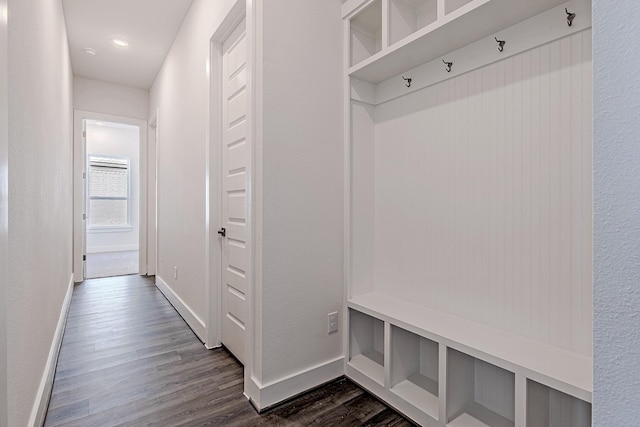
(373, 30), (592, 356)
(351, 101), (377, 297)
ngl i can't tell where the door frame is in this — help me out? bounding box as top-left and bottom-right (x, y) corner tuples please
(205, 0), (251, 352)
(147, 110), (159, 276)
(73, 110), (150, 282)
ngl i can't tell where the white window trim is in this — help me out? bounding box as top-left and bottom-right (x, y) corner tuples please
(87, 225), (134, 233)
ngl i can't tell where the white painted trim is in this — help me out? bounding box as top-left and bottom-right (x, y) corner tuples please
(28, 275), (73, 427)
(246, 0), (262, 397)
(343, 0), (377, 20)
(86, 244), (139, 254)
(0, 0), (8, 423)
(155, 275), (206, 342)
(72, 111), (86, 283)
(73, 110), (148, 282)
(342, 16), (353, 381)
(138, 113), (149, 276)
(87, 226), (133, 233)
(248, 357), (345, 411)
(146, 109), (158, 276)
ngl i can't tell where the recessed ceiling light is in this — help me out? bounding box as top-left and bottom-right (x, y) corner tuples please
(96, 122), (104, 126)
(1, 5), (8, 24)
(83, 48), (98, 56)
(111, 37), (130, 47)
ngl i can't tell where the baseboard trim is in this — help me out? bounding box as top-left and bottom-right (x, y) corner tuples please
(155, 276), (206, 342)
(86, 244), (139, 254)
(29, 274), (74, 427)
(247, 356), (345, 411)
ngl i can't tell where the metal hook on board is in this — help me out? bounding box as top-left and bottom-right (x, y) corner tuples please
(495, 37), (506, 52)
(565, 8), (576, 27)
(402, 76), (412, 88)
(443, 60), (453, 73)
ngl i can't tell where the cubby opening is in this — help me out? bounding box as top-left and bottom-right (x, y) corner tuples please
(349, 309), (385, 385)
(350, 0), (383, 66)
(447, 348), (515, 427)
(390, 326), (439, 418)
(444, 0), (474, 15)
(389, 0), (438, 45)
(527, 380), (591, 427)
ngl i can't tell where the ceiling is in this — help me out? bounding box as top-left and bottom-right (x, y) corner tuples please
(62, 0), (193, 90)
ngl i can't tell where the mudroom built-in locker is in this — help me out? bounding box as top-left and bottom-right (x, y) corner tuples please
(343, 0), (593, 426)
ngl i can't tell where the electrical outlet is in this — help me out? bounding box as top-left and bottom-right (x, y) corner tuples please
(328, 312), (338, 334)
(174, 266), (178, 280)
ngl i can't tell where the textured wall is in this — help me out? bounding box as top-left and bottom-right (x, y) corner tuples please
(74, 76), (149, 120)
(260, 0), (344, 384)
(593, 0), (640, 424)
(150, 0), (236, 332)
(6, 0), (73, 424)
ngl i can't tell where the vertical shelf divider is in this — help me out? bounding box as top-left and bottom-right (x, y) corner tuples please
(515, 373), (526, 427)
(384, 321), (391, 389)
(438, 343), (447, 424)
(436, 0), (445, 19)
(381, 0), (390, 51)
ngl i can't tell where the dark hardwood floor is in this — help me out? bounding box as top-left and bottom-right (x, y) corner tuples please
(44, 274), (413, 426)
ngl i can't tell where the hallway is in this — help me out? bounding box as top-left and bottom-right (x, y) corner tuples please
(44, 275), (412, 426)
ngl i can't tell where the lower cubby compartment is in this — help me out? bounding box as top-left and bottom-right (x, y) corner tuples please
(349, 308), (385, 385)
(390, 325), (439, 419)
(527, 380), (591, 427)
(447, 348), (515, 427)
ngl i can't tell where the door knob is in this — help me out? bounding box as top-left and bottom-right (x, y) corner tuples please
(217, 228), (226, 237)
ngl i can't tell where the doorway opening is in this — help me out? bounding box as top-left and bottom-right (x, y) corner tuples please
(73, 110), (151, 283)
(84, 119), (140, 279)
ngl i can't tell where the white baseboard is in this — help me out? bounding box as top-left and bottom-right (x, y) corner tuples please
(29, 274), (74, 427)
(86, 244), (139, 254)
(246, 356), (345, 411)
(155, 276), (206, 342)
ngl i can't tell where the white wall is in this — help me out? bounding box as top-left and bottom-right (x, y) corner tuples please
(0, 0), (8, 425)
(370, 30), (592, 356)
(74, 76), (149, 120)
(257, 0), (343, 386)
(85, 123), (140, 253)
(151, 0), (344, 406)
(593, 0), (640, 424)
(6, 0), (73, 425)
(150, 0), (237, 331)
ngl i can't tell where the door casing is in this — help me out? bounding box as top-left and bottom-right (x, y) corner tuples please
(73, 110), (151, 282)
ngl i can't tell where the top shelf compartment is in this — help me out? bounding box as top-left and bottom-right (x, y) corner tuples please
(350, 0), (383, 67)
(389, 0), (438, 46)
(345, 0), (569, 83)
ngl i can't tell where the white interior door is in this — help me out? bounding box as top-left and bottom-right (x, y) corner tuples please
(81, 119), (87, 279)
(220, 18), (247, 364)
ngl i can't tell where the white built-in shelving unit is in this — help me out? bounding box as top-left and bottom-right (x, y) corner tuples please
(343, 0), (593, 425)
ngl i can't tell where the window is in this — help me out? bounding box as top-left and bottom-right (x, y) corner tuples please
(88, 155), (130, 228)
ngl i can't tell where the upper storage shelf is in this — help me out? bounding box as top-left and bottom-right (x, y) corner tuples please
(344, 0), (570, 83)
(350, 0), (383, 67)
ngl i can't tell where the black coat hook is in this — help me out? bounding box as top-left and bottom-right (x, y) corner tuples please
(443, 60), (453, 73)
(565, 8), (576, 26)
(402, 76), (412, 87)
(495, 37), (506, 52)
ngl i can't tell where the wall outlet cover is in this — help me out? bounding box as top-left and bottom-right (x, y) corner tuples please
(328, 311), (338, 334)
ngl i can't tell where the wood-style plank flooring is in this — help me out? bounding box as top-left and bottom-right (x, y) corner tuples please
(45, 275), (413, 426)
